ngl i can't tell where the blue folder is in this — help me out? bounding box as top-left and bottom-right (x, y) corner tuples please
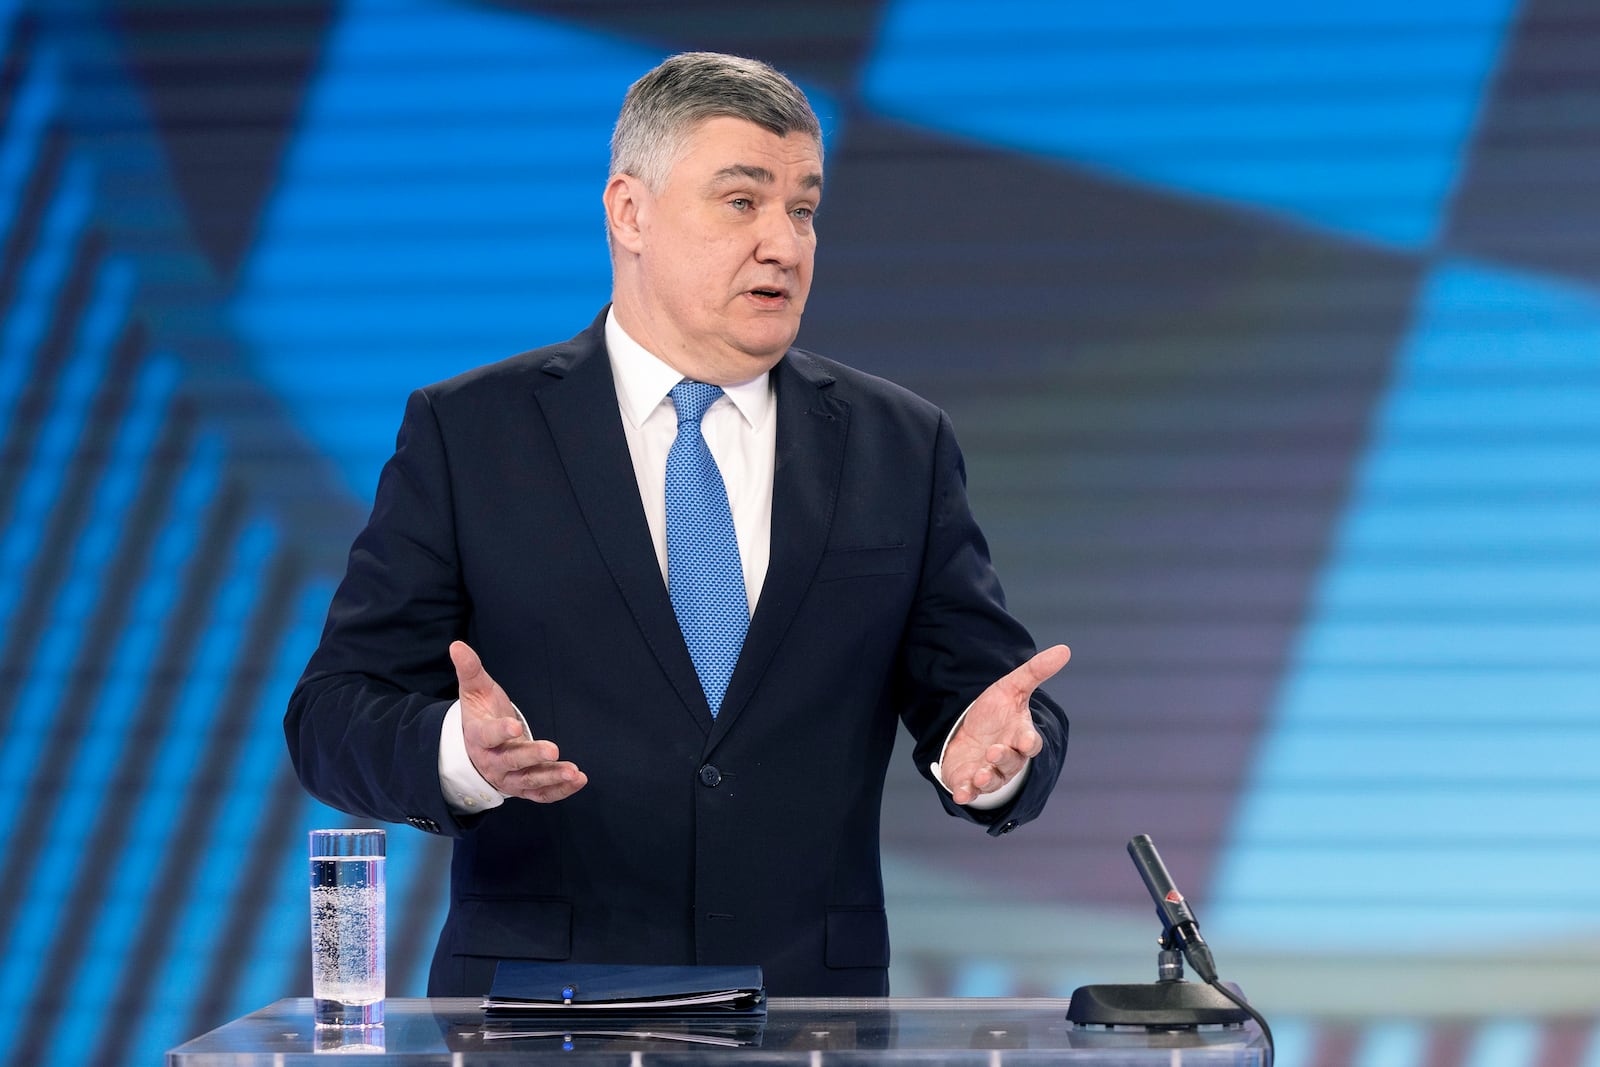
(484, 961), (767, 1016)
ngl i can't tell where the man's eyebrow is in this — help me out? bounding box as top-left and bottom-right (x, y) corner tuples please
(707, 164), (824, 192)
(709, 164), (775, 186)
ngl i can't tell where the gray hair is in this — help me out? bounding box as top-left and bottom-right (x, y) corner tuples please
(610, 52), (823, 192)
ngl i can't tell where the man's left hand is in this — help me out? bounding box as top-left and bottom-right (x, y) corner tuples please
(940, 645), (1070, 805)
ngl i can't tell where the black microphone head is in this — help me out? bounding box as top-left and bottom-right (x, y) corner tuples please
(1127, 834), (1199, 925)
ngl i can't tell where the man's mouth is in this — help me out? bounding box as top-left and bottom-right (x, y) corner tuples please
(748, 287), (786, 300)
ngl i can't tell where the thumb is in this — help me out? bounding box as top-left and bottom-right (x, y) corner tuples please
(450, 640), (493, 699)
(1006, 644), (1071, 695)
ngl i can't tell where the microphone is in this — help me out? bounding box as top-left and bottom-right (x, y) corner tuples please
(1068, 832), (1273, 1062)
(1126, 834), (1218, 983)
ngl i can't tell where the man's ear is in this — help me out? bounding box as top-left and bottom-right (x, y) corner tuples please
(603, 174), (647, 254)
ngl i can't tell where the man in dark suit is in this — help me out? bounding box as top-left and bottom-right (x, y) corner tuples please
(286, 51), (1069, 998)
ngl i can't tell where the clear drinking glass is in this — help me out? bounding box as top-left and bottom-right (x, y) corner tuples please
(309, 829), (385, 1027)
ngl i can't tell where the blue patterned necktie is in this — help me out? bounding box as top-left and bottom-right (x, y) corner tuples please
(665, 381), (749, 717)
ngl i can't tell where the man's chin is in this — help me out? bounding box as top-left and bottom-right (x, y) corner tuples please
(729, 332), (799, 366)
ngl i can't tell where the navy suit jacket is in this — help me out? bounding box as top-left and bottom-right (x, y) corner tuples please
(286, 309), (1068, 997)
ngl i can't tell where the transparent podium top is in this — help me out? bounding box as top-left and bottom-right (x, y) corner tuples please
(167, 997), (1269, 1065)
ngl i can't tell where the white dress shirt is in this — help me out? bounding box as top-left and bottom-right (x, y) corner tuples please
(438, 310), (1024, 813)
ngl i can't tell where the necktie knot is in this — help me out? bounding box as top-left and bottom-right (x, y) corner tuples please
(670, 380), (723, 426)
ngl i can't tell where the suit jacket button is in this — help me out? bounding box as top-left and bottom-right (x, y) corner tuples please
(999, 821), (1017, 834)
(698, 764), (722, 787)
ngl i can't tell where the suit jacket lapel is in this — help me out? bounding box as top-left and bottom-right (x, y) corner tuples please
(533, 318), (712, 733)
(711, 352), (848, 747)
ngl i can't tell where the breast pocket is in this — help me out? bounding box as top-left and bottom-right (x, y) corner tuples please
(815, 544), (908, 583)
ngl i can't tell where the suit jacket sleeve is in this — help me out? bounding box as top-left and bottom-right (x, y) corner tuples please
(285, 386), (474, 837)
(895, 411), (1069, 836)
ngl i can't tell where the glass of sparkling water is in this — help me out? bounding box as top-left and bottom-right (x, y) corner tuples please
(309, 829), (385, 1028)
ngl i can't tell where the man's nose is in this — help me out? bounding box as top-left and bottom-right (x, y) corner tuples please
(755, 207), (803, 266)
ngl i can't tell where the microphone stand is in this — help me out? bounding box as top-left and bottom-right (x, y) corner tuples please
(1067, 834), (1251, 1029)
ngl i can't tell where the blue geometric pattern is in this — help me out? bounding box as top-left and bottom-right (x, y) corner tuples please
(864, 0), (1518, 248)
(665, 382), (749, 717)
(1, 0), (1598, 1063)
(229, 0), (662, 500)
(1211, 258), (1600, 951)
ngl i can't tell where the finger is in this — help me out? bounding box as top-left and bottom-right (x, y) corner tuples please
(985, 741), (1034, 777)
(494, 738), (564, 772)
(470, 741), (571, 792)
(506, 764), (588, 803)
(467, 713), (550, 755)
(525, 771), (588, 805)
(951, 769), (994, 805)
(993, 722), (1043, 761)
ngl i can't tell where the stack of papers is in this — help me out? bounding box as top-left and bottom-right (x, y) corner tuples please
(481, 962), (766, 1044)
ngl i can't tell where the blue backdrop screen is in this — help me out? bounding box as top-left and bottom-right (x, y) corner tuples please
(1, 2), (1598, 1065)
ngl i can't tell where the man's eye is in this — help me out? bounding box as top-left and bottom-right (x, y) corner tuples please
(792, 206), (814, 221)
(729, 198), (752, 210)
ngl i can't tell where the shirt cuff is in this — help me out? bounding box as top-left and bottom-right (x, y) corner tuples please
(928, 703), (1032, 811)
(439, 699), (531, 814)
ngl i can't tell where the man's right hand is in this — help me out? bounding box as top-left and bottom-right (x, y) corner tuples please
(451, 640), (587, 804)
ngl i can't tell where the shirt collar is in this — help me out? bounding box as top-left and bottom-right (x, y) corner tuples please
(605, 308), (774, 430)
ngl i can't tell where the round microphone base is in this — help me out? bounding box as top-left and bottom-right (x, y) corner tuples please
(1066, 980), (1252, 1029)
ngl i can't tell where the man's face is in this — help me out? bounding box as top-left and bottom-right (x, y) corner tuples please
(617, 116), (822, 384)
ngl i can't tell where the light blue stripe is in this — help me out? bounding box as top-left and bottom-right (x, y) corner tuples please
(0, 45), (58, 269)
(1356, 1021), (1427, 1067)
(0, 350), (176, 986)
(1292, 621), (1600, 666)
(1212, 903), (1596, 950)
(0, 430), (221, 1062)
(1464, 1020), (1539, 1067)
(1234, 789), (1600, 840)
(1582, 1021), (1600, 1067)
(0, 153), (88, 408)
(1337, 502), (1599, 552)
(129, 574), (330, 1042)
(1274, 668), (1600, 724)
(1357, 444), (1600, 490)
(1264, 1020), (1315, 1067)
(950, 959), (1015, 997)
(0, 157), (94, 601)
(1251, 729), (1600, 783)
(1220, 845), (1597, 900)
(0, 255), (137, 791)
(233, 796), (355, 1018)
(1315, 562), (1600, 606)
(1375, 382), (1600, 429)
(225, 580), (338, 1019)
(111, 521), (283, 1067)
(49, 511), (278, 1062)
